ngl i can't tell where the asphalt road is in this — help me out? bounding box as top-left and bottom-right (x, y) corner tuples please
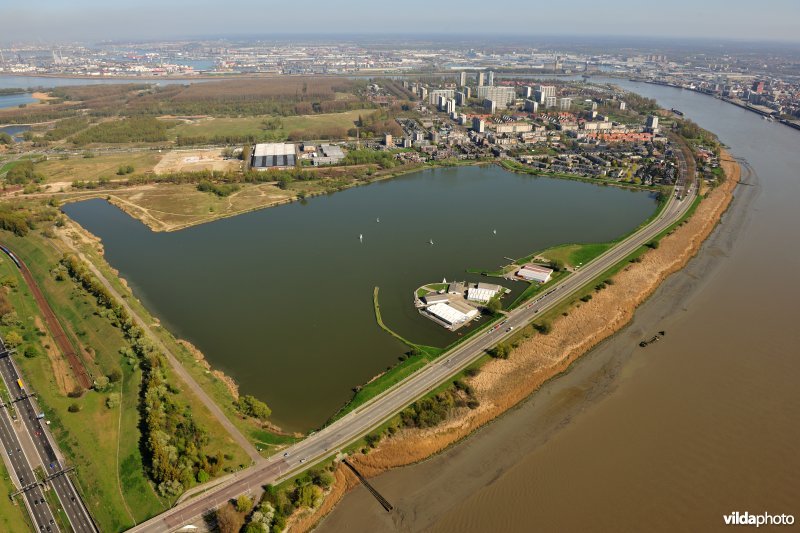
(0, 343), (97, 533)
(129, 168), (697, 533)
(0, 355), (60, 532)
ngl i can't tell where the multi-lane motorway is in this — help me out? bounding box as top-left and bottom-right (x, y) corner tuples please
(0, 375), (59, 532)
(0, 341), (97, 533)
(130, 167), (697, 532)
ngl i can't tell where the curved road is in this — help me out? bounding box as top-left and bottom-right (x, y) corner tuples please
(130, 160), (697, 532)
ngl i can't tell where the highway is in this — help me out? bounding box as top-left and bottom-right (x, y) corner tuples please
(130, 162), (697, 532)
(0, 342), (97, 533)
(0, 353), (60, 531)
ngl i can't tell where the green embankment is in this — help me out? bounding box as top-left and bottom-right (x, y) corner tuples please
(0, 461), (31, 533)
(325, 288), (443, 424)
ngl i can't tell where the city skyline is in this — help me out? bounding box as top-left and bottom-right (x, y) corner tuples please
(2, 0), (800, 43)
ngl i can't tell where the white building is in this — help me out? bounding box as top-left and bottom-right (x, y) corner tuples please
(428, 89), (455, 106)
(426, 302), (478, 328)
(467, 286), (499, 303)
(476, 86), (516, 107)
(559, 97), (573, 110)
(517, 264), (554, 283)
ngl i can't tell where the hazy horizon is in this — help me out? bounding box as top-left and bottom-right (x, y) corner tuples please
(2, 0), (800, 44)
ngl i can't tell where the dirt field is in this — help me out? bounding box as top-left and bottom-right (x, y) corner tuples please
(107, 182), (297, 232)
(153, 148), (241, 175)
(292, 151), (742, 532)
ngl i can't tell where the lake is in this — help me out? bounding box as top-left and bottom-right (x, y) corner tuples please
(0, 92), (36, 110)
(63, 165), (658, 431)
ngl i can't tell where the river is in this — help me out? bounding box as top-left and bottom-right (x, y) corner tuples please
(317, 81), (800, 531)
(62, 166), (657, 431)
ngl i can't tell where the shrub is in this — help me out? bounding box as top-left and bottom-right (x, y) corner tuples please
(68, 403), (81, 413)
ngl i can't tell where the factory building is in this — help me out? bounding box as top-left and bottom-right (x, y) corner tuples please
(251, 143), (296, 169)
(312, 144), (345, 166)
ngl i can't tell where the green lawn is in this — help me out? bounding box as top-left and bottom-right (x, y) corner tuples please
(0, 461), (31, 533)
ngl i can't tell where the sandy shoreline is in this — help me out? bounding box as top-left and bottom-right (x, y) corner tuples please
(290, 150), (740, 531)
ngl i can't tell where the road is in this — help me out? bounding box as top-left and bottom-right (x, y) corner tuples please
(129, 164), (697, 532)
(0, 341), (97, 533)
(0, 374), (59, 533)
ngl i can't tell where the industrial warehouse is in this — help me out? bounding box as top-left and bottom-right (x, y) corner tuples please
(251, 143), (297, 169)
(416, 281), (507, 330)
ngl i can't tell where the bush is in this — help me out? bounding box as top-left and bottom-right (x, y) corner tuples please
(533, 322), (552, 334)
(68, 403), (81, 413)
(23, 345), (39, 358)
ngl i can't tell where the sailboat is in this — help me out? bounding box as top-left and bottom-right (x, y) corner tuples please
(359, 234), (363, 243)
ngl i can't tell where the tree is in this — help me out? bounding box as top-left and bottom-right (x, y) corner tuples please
(216, 503), (244, 533)
(236, 494), (253, 514)
(93, 375), (110, 392)
(68, 403), (81, 413)
(485, 297), (502, 314)
(107, 368), (122, 383)
(236, 395), (272, 421)
(4, 330), (23, 347)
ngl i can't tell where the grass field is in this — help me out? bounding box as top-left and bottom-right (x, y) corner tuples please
(0, 230), (251, 531)
(0, 460), (31, 533)
(35, 152), (163, 184)
(171, 109), (374, 141)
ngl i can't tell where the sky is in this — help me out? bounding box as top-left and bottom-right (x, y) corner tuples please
(2, 0), (800, 43)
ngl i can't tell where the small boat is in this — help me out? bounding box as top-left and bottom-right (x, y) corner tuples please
(429, 239), (434, 245)
(492, 229), (497, 235)
(359, 234), (363, 242)
(376, 217), (380, 223)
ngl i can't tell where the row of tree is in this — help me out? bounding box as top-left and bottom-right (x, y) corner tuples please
(59, 253), (231, 496)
